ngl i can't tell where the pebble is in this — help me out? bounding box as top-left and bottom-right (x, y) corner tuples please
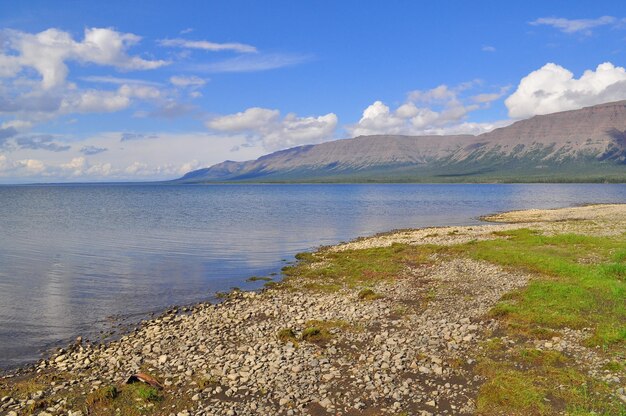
(2, 211), (623, 416)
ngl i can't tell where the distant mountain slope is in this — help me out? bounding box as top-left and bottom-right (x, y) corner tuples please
(178, 101), (626, 183)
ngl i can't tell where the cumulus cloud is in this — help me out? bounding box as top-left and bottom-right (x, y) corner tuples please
(158, 38), (257, 53)
(208, 108), (280, 131)
(57, 84), (161, 114)
(505, 62), (626, 118)
(1, 27), (167, 89)
(0, 81), (163, 125)
(206, 107), (338, 150)
(60, 156), (86, 174)
(529, 16), (618, 35)
(0, 27), (174, 133)
(348, 83), (507, 137)
(15, 158), (46, 174)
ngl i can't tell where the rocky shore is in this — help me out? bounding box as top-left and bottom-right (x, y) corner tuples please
(1, 204), (625, 416)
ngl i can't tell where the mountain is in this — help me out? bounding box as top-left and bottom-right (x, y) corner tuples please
(178, 101), (626, 183)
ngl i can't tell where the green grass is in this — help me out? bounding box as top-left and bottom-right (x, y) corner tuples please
(476, 352), (624, 416)
(280, 225), (625, 413)
(133, 384), (162, 401)
(476, 364), (549, 415)
(281, 243), (437, 292)
(454, 229), (626, 348)
(458, 228), (626, 415)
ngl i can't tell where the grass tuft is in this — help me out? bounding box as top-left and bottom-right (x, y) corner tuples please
(276, 328), (298, 345)
(357, 288), (382, 300)
(133, 384), (162, 402)
(300, 319), (348, 345)
(86, 385), (118, 407)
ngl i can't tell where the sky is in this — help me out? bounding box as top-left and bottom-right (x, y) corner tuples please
(2, 1), (626, 183)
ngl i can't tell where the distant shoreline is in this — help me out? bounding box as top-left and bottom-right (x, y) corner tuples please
(3, 179), (626, 186)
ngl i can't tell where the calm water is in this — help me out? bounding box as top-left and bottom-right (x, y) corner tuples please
(1, 183), (626, 369)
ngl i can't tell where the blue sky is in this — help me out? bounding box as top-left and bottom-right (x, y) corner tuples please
(1, 1), (626, 182)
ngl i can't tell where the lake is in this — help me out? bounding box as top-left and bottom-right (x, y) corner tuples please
(1, 183), (626, 369)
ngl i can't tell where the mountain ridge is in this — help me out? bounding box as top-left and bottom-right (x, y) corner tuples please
(178, 100), (626, 183)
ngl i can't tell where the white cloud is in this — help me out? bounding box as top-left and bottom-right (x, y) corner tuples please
(482, 45), (496, 52)
(207, 108), (279, 131)
(57, 84), (161, 114)
(0, 27), (172, 131)
(85, 162), (112, 176)
(206, 107), (338, 150)
(529, 16), (617, 35)
(62, 89), (130, 113)
(472, 86), (510, 104)
(263, 113), (338, 150)
(178, 159), (201, 174)
(407, 84), (460, 104)
(118, 84), (161, 100)
(60, 156), (86, 175)
(1, 120), (33, 130)
(505, 62), (626, 118)
(348, 83), (506, 137)
(124, 161), (148, 174)
(81, 75), (163, 86)
(0, 131), (267, 182)
(158, 38), (257, 53)
(195, 53), (311, 73)
(1, 27), (167, 89)
(169, 75), (206, 88)
(349, 101), (411, 136)
(18, 158), (46, 173)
